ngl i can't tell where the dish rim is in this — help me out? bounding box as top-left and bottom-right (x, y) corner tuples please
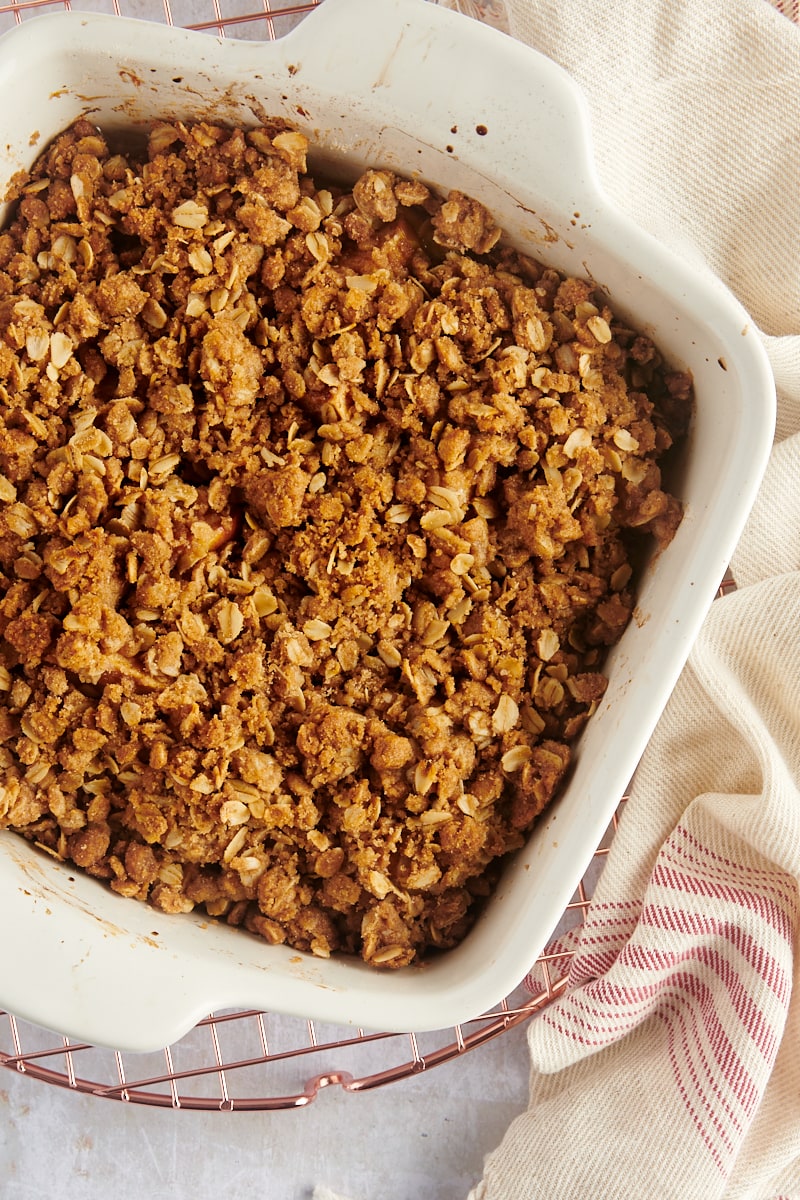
(0, 0), (776, 1050)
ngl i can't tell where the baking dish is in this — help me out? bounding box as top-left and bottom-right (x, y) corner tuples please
(0, 0), (775, 1051)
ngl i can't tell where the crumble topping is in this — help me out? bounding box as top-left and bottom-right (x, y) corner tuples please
(0, 118), (691, 967)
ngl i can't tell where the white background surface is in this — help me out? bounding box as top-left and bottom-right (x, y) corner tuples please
(0, 1015), (531, 1200)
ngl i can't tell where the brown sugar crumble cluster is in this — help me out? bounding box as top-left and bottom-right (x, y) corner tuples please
(0, 118), (692, 967)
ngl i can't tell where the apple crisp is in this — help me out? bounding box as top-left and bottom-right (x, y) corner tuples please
(0, 118), (691, 967)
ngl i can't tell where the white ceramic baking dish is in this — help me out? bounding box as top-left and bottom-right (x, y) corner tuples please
(0, 0), (775, 1052)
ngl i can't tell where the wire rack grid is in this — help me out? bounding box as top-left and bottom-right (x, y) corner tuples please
(0, 0), (322, 39)
(0, 0), (768, 1112)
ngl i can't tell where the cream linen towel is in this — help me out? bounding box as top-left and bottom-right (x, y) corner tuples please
(468, 1), (800, 1198)
(317, 1), (800, 1197)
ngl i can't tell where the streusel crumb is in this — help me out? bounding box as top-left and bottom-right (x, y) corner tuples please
(0, 119), (691, 966)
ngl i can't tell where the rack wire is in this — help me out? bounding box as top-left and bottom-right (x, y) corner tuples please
(0, 0), (321, 38)
(0, 0), (781, 1109)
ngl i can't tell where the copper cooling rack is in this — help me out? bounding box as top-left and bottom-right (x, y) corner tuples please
(0, 0), (771, 1110)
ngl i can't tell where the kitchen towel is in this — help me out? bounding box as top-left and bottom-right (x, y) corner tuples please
(468, 0), (800, 1197)
(318, 0), (800, 1196)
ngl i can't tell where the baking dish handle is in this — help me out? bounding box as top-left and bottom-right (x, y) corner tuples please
(279, 0), (600, 210)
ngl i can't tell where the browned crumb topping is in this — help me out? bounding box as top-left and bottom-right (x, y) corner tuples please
(0, 118), (691, 967)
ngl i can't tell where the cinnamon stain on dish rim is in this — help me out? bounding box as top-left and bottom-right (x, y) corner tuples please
(8, 840), (130, 940)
